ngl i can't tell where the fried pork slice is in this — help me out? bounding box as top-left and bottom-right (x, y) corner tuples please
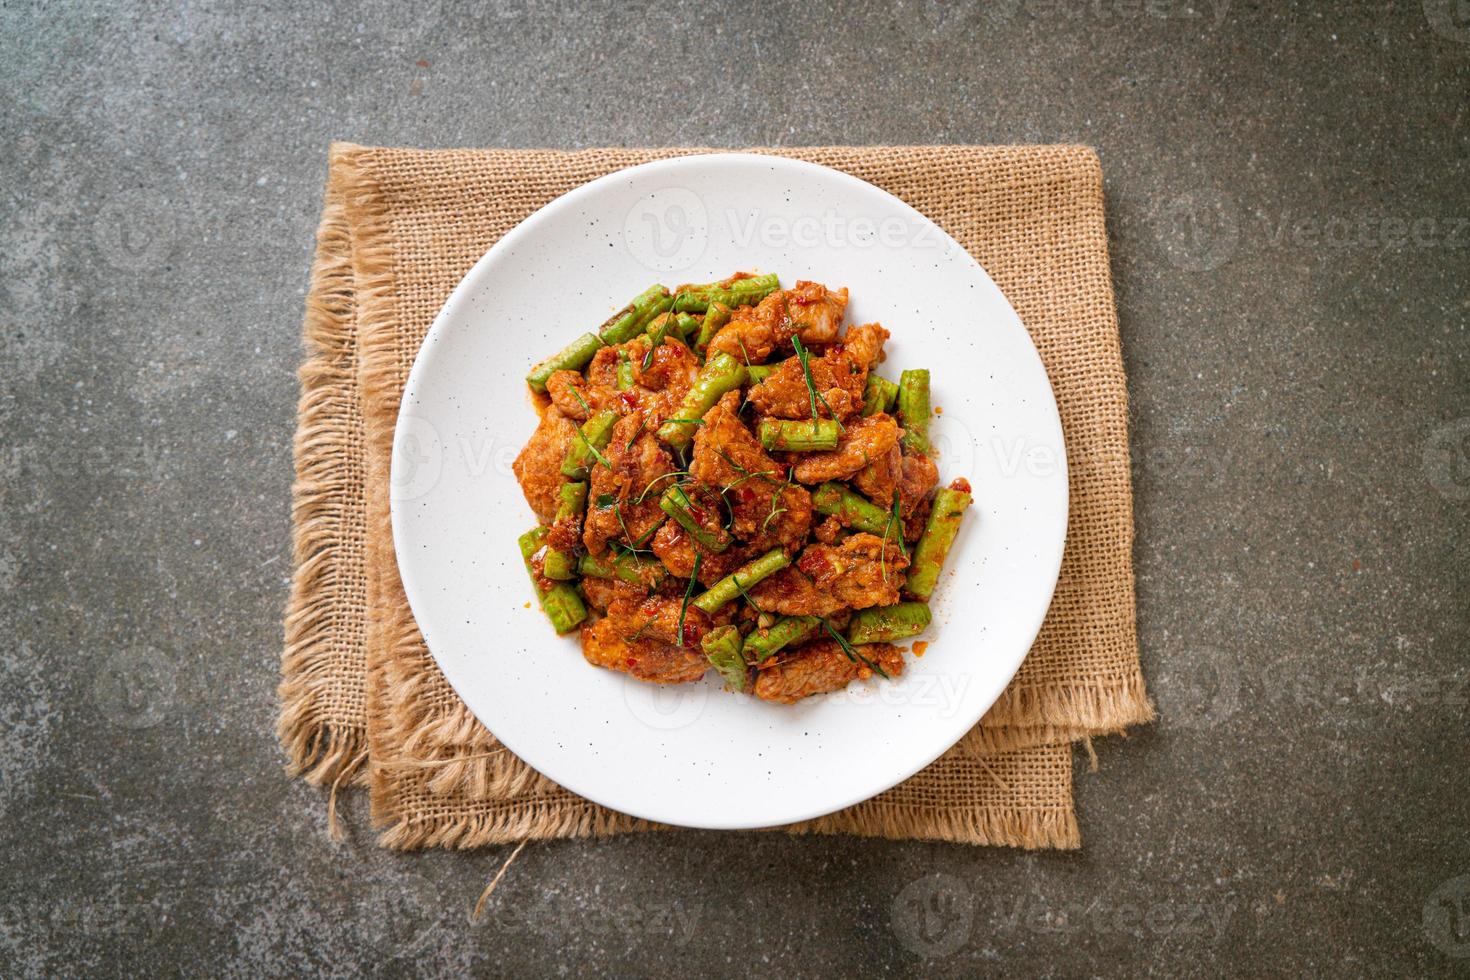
(852, 443), (901, 507)
(706, 281), (849, 363)
(630, 335), (700, 399)
(840, 322), (889, 369)
(651, 519), (754, 587)
(750, 533), (909, 615)
(580, 337), (699, 423)
(581, 615), (708, 685)
(606, 595), (713, 649)
(689, 394), (812, 550)
(746, 345), (867, 421)
(579, 575), (620, 612)
(582, 413), (675, 556)
(545, 369), (598, 420)
(853, 446), (939, 517)
(897, 452), (939, 514)
(751, 639), (905, 704)
(708, 289), (785, 364)
(779, 280), (849, 345)
(791, 413), (902, 484)
(746, 565), (846, 618)
(580, 573), (668, 613)
(513, 406), (578, 522)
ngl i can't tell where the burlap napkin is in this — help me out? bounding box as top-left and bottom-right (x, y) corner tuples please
(279, 144), (1152, 850)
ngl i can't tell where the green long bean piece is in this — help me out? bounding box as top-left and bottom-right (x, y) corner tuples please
(659, 486), (734, 553)
(561, 410), (619, 479)
(741, 615), (819, 663)
(692, 548), (790, 614)
(758, 418), (841, 452)
(542, 482), (587, 581)
(576, 551), (668, 591)
(905, 485), (972, 600)
(846, 602), (930, 645)
(811, 482), (890, 535)
(671, 273), (780, 313)
(517, 526), (587, 633)
(745, 363), (779, 386)
(862, 373), (899, 417)
(598, 284), (671, 345)
(656, 351), (748, 449)
(694, 302), (731, 351)
(702, 625), (748, 692)
(897, 369), (931, 454)
(527, 333), (604, 393)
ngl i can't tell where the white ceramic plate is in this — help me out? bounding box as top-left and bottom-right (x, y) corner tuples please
(391, 153), (1067, 830)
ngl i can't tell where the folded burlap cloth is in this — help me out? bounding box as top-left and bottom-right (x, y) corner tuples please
(278, 144), (1153, 850)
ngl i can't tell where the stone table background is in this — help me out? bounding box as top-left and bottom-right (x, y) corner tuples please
(3, 1), (1467, 976)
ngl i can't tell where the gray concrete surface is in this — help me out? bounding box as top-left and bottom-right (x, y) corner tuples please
(2, 1), (1467, 976)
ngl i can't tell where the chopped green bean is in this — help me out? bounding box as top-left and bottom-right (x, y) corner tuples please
(659, 485), (733, 553)
(906, 485), (972, 600)
(758, 418), (841, 452)
(862, 373), (899, 417)
(812, 482), (890, 535)
(561, 410), (618, 479)
(846, 602), (930, 645)
(695, 302), (731, 351)
(576, 550), (668, 590)
(741, 615), (819, 663)
(672, 273), (779, 313)
(656, 352), (748, 449)
(527, 333), (604, 393)
(517, 526), (587, 632)
(897, 369), (931, 454)
(598, 284), (670, 345)
(702, 625), (748, 691)
(692, 548), (790, 614)
(542, 482), (588, 581)
(616, 350), (634, 391)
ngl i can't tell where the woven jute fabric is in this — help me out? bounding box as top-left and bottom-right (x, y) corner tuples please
(279, 143), (1152, 850)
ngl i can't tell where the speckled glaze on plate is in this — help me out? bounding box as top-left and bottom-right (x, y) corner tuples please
(391, 154), (1067, 830)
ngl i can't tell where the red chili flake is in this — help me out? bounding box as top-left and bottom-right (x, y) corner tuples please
(415, 59), (431, 68)
(736, 486), (757, 504)
(797, 551), (831, 577)
(830, 343), (845, 356)
(618, 390), (641, 411)
(949, 477), (972, 494)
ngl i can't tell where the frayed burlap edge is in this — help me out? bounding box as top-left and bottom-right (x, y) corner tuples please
(277, 181), (369, 789)
(789, 803), (1080, 850)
